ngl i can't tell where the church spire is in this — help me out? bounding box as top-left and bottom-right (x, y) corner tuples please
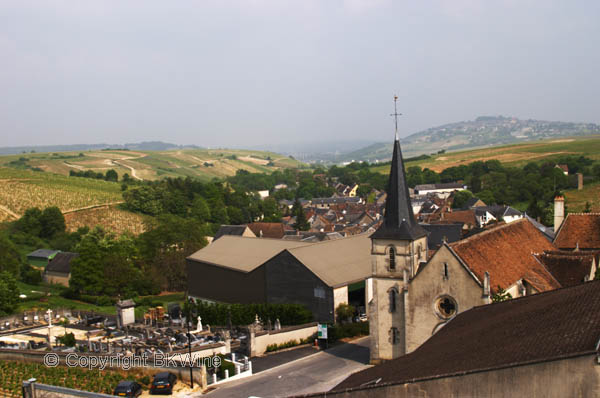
(371, 97), (427, 241)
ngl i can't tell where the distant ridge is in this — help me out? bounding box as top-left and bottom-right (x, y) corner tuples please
(0, 141), (202, 155)
(329, 115), (600, 164)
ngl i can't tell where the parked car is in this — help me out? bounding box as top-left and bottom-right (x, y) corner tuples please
(113, 381), (142, 397)
(150, 372), (177, 394)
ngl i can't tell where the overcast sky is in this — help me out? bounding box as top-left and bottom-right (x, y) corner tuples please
(1, 1), (599, 149)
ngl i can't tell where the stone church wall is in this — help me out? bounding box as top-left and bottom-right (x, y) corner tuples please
(406, 245), (486, 353)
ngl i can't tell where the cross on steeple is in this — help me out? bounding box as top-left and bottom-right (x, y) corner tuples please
(390, 95), (402, 141)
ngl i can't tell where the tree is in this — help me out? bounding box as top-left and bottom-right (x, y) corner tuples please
(0, 272), (19, 316)
(452, 190), (473, 209)
(335, 303), (355, 323)
(190, 196), (211, 223)
(105, 169), (118, 182)
(0, 235), (23, 274)
(292, 200), (310, 231)
(492, 286), (512, 302)
(56, 332), (76, 347)
(39, 207), (66, 239)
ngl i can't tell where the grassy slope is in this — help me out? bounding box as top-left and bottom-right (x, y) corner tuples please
(0, 148), (303, 182)
(371, 135), (600, 174)
(564, 182), (600, 213)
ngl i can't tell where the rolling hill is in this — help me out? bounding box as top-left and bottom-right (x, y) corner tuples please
(336, 116), (600, 163)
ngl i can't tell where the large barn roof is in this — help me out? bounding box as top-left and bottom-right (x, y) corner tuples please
(287, 234), (372, 288)
(187, 236), (309, 273)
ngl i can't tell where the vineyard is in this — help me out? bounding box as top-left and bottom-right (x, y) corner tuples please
(64, 206), (147, 236)
(0, 168), (122, 216)
(0, 360), (150, 397)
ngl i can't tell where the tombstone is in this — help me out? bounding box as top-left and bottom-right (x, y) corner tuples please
(274, 318), (281, 330)
(196, 316), (203, 332)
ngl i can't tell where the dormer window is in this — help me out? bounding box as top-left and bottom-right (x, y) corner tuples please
(389, 246), (396, 271)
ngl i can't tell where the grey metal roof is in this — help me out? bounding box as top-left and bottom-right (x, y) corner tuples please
(27, 249), (60, 259)
(45, 252), (78, 274)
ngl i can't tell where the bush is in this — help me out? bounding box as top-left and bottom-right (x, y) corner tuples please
(335, 303), (355, 323)
(327, 321), (369, 343)
(194, 302), (313, 326)
(215, 354), (236, 379)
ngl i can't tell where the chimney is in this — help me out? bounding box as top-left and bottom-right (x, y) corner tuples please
(483, 271), (491, 303)
(577, 173), (583, 190)
(554, 196), (565, 231)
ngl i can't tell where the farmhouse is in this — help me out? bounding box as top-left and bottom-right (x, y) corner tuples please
(43, 252), (79, 287)
(27, 249), (60, 269)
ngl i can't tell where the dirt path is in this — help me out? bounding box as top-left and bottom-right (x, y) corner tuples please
(0, 204), (19, 219)
(61, 201), (125, 214)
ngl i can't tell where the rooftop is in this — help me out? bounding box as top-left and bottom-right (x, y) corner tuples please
(333, 280), (600, 392)
(45, 252), (79, 274)
(554, 213), (600, 250)
(450, 219), (559, 292)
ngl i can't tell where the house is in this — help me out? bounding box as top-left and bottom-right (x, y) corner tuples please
(534, 250), (598, 287)
(553, 213), (600, 250)
(555, 164), (569, 175)
(420, 223), (463, 250)
(186, 234), (372, 322)
(330, 281), (600, 397)
(213, 225), (256, 241)
(257, 190), (269, 200)
(246, 222), (287, 239)
(43, 252), (79, 287)
(414, 182), (466, 196)
(438, 209), (477, 230)
(27, 249), (60, 269)
(474, 205), (522, 227)
(274, 183), (288, 191)
(462, 196), (486, 209)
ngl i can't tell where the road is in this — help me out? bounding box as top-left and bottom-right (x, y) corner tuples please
(203, 337), (370, 398)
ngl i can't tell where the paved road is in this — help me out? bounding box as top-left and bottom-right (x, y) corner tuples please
(203, 337), (370, 398)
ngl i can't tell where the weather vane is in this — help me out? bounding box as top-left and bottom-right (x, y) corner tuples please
(390, 95), (402, 141)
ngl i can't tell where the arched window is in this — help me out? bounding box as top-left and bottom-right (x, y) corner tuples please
(389, 288), (398, 313)
(389, 246), (396, 270)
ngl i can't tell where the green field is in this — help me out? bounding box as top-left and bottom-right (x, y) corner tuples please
(0, 148), (303, 182)
(0, 167), (123, 220)
(564, 182), (600, 213)
(370, 135), (600, 173)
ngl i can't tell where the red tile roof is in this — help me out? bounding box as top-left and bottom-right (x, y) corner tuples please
(440, 209), (476, 226)
(246, 222), (286, 239)
(450, 219), (560, 293)
(554, 213), (600, 250)
(535, 250), (597, 287)
(332, 280), (600, 392)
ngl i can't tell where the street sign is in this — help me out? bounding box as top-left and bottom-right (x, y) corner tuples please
(317, 323), (328, 339)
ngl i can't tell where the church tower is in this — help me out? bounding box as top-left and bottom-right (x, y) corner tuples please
(368, 98), (428, 363)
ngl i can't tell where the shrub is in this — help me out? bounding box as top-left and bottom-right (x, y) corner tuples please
(194, 302), (313, 326)
(327, 321), (369, 343)
(335, 303), (355, 323)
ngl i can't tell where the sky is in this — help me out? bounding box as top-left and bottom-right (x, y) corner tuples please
(1, 0), (599, 149)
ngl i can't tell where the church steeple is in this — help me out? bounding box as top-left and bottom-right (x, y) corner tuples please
(371, 99), (427, 241)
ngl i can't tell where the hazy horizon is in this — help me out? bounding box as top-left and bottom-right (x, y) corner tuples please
(2, 1), (599, 148)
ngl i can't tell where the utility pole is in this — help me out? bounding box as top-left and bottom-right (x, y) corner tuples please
(186, 298), (194, 388)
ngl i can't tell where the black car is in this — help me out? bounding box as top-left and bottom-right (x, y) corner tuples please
(150, 372), (177, 394)
(113, 381), (142, 397)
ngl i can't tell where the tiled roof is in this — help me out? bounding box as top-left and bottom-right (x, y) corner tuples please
(441, 209), (476, 226)
(333, 280), (600, 392)
(450, 219), (559, 292)
(535, 250), (597, 287)
(554, 213), (600, 249)
(45, 252), (79, 274)
(247, 222), (286, 239)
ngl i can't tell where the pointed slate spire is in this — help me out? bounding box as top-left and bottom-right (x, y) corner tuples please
(371, 136), (427, 241)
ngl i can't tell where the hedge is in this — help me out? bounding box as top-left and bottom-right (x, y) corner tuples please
(191, 302), (313, 326)
(327, 321), (369, 343)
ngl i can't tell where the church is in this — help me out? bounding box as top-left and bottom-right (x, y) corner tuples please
(367, 124), (562, 363)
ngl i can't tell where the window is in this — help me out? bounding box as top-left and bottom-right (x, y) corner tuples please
(389, 288), (398, 313)
(435, 296), (457, 319)
(313, 286), (325, 299)
(389, 327), (400, 345)
(443, 263), (449, 279)
(389, 246), (396, 270)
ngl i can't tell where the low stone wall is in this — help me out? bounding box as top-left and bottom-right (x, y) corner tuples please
(250, 323), (318, 357)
